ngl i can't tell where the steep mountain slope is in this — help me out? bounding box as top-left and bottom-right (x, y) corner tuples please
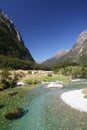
(43, 30), (87, 65)
(60, 30), (87, 64)
(42, 49), (69, 65)
(0, 10), (35, 68)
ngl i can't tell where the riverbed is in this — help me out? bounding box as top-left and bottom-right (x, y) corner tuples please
(3, 80), (87, 130)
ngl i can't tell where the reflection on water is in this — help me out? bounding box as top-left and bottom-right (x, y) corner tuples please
(2, 80), (87, 130)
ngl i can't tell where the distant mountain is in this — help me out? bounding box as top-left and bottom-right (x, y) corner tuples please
(42, 49), (69, 65)
(43, 30), (87, 65)
(0, 10), (35, 68)
(59, 30), (87, 64)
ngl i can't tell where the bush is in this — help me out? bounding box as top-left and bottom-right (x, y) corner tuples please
(10, 72), (19, 87)
(1, 79), (10, 89)
(25, 78), (40, 85)
(0, 69), (20, 89)
(1, 69), (11, 80)
(28, 70), (32, 74)
(0, 83), (6, 90)
(47, 73), (52, 77)
(1, 69), (11, 89)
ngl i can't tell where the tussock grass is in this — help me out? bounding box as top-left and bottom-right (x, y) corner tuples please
(24, 74), (70, 84)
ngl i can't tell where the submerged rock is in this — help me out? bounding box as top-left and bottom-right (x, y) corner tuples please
(5, 107), (28, 120)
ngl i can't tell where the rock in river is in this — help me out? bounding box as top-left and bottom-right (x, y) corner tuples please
(5, 107), (28, 120)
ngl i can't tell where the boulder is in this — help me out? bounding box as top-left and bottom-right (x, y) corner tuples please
(5, 107), (28, 120)
(47, 81), (64, 88)
(16, 82), (25, 86)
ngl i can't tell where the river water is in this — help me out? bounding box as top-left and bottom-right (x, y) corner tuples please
(12, 80), (87, 130)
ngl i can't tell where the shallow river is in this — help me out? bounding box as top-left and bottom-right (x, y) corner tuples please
(11, 80), (87, 130)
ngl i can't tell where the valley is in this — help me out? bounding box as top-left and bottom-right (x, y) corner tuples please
(0, 9), (87, 130)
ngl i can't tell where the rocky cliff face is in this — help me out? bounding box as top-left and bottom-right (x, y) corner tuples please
(0, 10), (34, 62)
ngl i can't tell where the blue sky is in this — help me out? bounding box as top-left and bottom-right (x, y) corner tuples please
(0, 0), (87, 62)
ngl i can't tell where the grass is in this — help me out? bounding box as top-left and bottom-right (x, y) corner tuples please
(23, 74), (70, 84)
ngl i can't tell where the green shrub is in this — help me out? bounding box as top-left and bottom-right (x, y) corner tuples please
(0, 69), (20, 89)
(1, 69), (11, 80)
(47, 73), (52, 77)
(0, 83), (6, 90)
(28, 70), (32, 74)
(25, 78), (40, 85)
(10, 72), (19, 87)
(1, 69), (11, 89)
(1, 79), (10, 89)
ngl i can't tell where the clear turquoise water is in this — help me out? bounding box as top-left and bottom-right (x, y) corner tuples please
(8, 81), (87, 129)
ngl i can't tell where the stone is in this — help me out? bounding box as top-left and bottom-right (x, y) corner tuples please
(5, 107), (28, 120)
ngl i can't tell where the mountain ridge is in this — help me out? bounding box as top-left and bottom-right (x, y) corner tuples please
(42, 49), (69, 65)
(0, 9), (35, 68)
(42, 30), (87, 65)
(60, 30), (87, 64)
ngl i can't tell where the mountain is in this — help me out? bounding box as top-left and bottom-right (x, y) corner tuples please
(42, 49), (69, 65)
(59, 30), (87, 64)
(0, 10), (35, 68)
(43, 30), (87, 65)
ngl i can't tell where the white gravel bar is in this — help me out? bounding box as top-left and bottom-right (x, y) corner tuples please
(61, 89), (87, 112)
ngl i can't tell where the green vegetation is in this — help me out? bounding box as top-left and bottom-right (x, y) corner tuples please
(0, 69), (20, 90)
(0, 85), (34, 129)
(51, 62), (87, 79)
(24, 74), (70, 84)
(0, 56), (36, 69)
(82, 89), (87, 98)
(0, 18), (34, 62)
(0, 11), (35, 70)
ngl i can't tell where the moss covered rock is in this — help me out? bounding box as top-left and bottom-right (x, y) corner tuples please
(5, 107), (27, 120)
